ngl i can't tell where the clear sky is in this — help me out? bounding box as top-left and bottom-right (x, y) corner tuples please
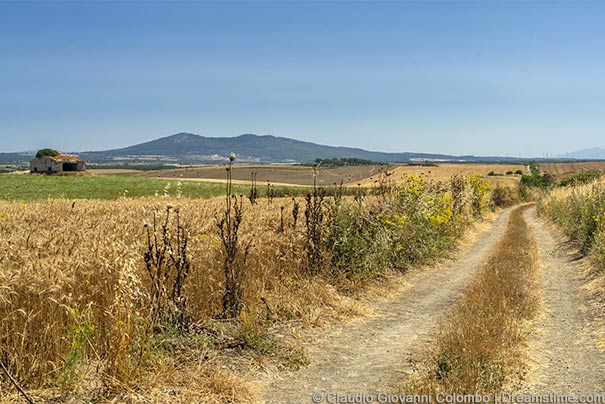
(1, 1), (604, 157)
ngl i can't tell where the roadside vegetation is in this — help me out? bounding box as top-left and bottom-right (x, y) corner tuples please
(402, 205), (540, 394)
(538, 176), (605, 269)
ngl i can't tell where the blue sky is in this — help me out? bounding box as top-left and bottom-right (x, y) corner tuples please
(1, 1), (604, 156)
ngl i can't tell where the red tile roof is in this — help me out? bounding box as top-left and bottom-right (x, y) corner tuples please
(49, 155), (85, 162)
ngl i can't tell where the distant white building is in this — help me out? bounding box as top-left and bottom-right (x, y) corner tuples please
(30, 155), (86, 174)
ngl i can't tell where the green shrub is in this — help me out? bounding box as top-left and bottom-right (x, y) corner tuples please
(326, 203), (390, 279)
(559, 171), (602, 187)
(490, 186), (519, 208)
(35, 148), (60, 158)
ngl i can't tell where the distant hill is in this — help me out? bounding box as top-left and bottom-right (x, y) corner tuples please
(557, 148), (605, 160)
(79, 132), (524, 164)
(2, 133), (560, 166)
(0, 152), (35, 165)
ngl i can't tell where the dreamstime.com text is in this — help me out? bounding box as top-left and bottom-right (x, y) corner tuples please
(309, 393), (605, 404)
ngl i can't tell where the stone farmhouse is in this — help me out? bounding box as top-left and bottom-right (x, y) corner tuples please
(30, 155), (86, 174)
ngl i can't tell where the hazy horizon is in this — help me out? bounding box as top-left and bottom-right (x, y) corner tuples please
(2, 1), (605, 156)
(3, 131), (604, 159)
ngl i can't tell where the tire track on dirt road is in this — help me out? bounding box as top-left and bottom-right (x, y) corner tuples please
(260, 207), (515, 404)
(523, 208), (605, 394)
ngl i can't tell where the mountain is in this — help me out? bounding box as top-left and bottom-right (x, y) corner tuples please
(557, 148), (605, 160)
(1, 132), (550, 165)
(80, 132), (522, 164)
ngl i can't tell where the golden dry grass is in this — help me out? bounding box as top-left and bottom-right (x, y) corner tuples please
(0, 197), (358, 401)
(539, 177), (605, 261)
(4, 364), (259, 404)
(402, 205), (539, 394)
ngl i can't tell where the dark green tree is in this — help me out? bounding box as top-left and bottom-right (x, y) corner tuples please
(35, 148), (60, 158)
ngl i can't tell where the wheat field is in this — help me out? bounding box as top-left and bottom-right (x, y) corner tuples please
(539, 162), (605, 180)
(355, 164), (525, 188)
(0, 173), (509, 402)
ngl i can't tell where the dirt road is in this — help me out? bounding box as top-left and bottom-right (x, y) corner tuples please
(260, 206), (605, 403)
(260, 207), (515, 404)
(522, 208), (605, 393)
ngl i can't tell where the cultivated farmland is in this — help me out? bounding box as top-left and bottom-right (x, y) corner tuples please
(0, 172), (500, 403)
(103, 162), (528, 187)
(539, 161), (605, 180)
(2, 167), (604, 403)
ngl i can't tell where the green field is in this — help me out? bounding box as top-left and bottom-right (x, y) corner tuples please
(0, 174), (306, 201)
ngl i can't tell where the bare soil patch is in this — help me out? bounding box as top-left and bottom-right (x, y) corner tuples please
(143, 164), (389, 186)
